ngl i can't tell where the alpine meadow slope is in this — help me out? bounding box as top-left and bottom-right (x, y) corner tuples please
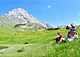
(0, 25), (80, 57)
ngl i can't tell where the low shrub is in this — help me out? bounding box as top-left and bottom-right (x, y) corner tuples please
(24, 42), (28, 44)
(17, 48), (24, 52)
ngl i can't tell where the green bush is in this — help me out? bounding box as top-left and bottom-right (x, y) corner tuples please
(0, 46), (9, 50)
(17, 48), (24, 52)
(66, 25), (70, 30)
(24, 42), (28, 44)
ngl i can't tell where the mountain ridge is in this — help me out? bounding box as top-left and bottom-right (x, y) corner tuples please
(0, 8), (55, 28)
(57, 24), (77, 28)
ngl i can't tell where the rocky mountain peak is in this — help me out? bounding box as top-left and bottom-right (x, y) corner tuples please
(9, 8), (28, 16)
(8, 8), (39, 23)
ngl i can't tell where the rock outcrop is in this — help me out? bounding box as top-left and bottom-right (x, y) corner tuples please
(41, 22), (56, 28)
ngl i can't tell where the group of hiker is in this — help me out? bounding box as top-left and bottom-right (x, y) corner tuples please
(53, 23), (78, 45)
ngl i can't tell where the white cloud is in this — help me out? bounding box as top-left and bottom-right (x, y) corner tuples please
(48, 5), (51, 8)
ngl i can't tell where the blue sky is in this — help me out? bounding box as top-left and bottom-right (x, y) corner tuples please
(0, 0), (80, 27)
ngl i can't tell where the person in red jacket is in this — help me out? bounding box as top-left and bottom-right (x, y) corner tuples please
(53, 31), (63, 43)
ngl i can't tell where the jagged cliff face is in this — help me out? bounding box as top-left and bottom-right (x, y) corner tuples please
(41, 22), (56, 28)
(0, 8), (55, 28)
(9, 8), (39, 23)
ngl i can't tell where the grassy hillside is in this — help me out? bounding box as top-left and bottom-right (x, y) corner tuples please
(0, 26), (80, 57)
(17, 23), (46, 31)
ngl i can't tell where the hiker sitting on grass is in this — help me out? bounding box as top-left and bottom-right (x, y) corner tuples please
(53, 31), (63, 43)
(70, 23), (77, 32)
(59, 30), (78, 45)
(68, 23), (77, 38)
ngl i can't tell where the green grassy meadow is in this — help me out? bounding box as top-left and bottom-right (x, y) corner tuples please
(0, 25), (80, 57)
